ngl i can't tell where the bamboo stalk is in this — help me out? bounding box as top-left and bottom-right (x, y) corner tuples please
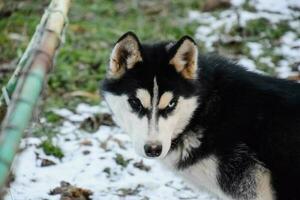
(0, 0), (69, 122)
(0, 0), (71, 190)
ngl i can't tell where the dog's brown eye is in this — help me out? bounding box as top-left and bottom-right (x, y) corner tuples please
(128, 97), (143, 112)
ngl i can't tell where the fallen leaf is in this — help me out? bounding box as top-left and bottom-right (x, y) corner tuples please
(133, 160), (151, 172)
(80, 113), (115, 133)
(41, 158), (56, 167)
(49, 181), (93, 200)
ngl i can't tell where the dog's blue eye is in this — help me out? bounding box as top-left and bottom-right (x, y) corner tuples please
(159, 98), (178, 117)
(168, 101), (176, 108)
(167, 99), (177, 110)
(128, 97), (143, 112)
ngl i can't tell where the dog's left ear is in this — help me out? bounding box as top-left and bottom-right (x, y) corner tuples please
(169, 36), (198, 79)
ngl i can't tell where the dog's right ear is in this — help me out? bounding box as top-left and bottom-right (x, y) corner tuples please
(169, 36), (198, 80)
(107, 32), (143, 79)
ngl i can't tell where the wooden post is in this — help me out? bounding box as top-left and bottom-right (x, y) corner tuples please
(0, 0), (71, 190)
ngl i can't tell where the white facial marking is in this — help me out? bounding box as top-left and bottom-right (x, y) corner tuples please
(103, 92), (148, 157)
(158, 92), (174, 109)
(157, 96), (199, 158)
(149, 77), (159, 136)
(159, 96), (198, 137)
(104, 79), (199, 159)
(136, 89), (151, 108)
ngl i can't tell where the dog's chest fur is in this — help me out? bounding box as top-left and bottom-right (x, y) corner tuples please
(160, 132), (231, 200)
(161, 151), (232, 200)
(160, 133), (275, 200)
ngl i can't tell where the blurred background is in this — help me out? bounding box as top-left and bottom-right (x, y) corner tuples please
(0, 0), (300, 199)
(1, 0), (299, 112)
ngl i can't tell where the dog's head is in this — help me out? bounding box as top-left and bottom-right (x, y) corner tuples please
(102, 32), (199, 159)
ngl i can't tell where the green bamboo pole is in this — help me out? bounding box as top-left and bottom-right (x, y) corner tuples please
(0, 66), (46, 187)
(0, 0), (71, 190)
(0, 12), (44, 121)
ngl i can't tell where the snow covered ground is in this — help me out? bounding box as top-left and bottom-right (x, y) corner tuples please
(4, 103), (216, 200)
(3, 0), (300, 199)
(189, 0), (300, 78)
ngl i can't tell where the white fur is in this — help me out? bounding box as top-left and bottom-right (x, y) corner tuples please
(255, 166), (275, 200)
(149, 77), (159, 137)
(155, 96), (199, 158)
(159, 131), (232, 200)
(160, 146), (275, 200)
(161, 153), (233, 200)
(104, 93), (148, 157)
(160, 96), (199, 139)
(180, 131), (203, 160)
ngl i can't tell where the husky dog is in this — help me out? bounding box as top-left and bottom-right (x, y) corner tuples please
(101, 32), (300, 200)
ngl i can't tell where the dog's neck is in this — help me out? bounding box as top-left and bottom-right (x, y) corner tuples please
(168, 126), (205, 169)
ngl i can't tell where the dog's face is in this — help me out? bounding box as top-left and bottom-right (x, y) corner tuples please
(102, 32), (199, 159)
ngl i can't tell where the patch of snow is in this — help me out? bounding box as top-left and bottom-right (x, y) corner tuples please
(259, 57), (275, 68)
(247, 42), (263, 58)
(52, 108), (88, 122)
(254, 0), (300, 14)
(189, 0), (299, 78)
(238, 57), (261, 73)
(276, 60), (293, 78)
(276, 32), (300, 60)
(231, 0), (246, 7)
(76, 102), (110, 114)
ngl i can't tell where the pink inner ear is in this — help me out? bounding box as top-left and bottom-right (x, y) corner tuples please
(169, 40), (198, 79)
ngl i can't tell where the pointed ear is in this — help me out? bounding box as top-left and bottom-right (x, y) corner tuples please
(169, 36), (198, 79)
(108, 32), (143, 79)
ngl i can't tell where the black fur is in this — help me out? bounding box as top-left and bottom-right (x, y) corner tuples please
(102, 32), (300, 200)
(188, 55), (300, 200)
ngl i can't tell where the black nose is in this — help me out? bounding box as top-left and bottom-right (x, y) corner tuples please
(144, 143), (162, 157)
